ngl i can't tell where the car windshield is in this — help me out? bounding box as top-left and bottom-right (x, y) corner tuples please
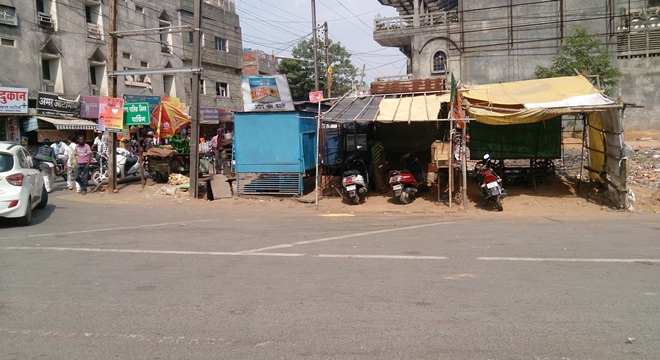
(0, 153), (14, 172)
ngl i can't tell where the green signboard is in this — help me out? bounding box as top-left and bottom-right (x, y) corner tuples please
(469, 117), (562, 160)
(124, 102), (150, 126)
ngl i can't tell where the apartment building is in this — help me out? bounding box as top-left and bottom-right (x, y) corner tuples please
(373, 0), (658, 128)
(0, 0), (243, 114)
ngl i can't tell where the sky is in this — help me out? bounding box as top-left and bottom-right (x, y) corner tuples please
(235, 0), (407, 84)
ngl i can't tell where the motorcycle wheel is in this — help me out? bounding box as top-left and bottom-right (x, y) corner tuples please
(352, 195), (359, 205)
(91, 169), (108, 185)
(495, 196), (504, 211)
(399, 191), (411, 204)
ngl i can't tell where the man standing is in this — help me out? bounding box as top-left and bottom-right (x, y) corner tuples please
(74, 135), (92, 195)
(210, 127), (225, 174)
(368, 138), (388, 193)
(65, 135), (79, 191)
(34, 138), (57, 193)
(91, 130), (108, 155)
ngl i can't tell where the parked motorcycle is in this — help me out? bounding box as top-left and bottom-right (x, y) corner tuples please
(341, 154), (369, 205)
(388, 150), (425, 204)
(474, 154), (506, 211)
(90, 148), (141, 185)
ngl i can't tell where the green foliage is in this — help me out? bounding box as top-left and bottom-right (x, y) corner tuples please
(534, 27), (621, 93)
(279, 38), (357, 101)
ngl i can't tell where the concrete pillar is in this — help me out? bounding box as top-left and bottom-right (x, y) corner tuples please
(413, 0), (420, 27)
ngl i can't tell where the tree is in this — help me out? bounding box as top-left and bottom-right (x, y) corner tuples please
(534, 27), (621, 94)
(279, 38), (357, 101)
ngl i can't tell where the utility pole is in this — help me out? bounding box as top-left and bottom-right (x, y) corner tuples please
(108, 0), (118, 192)
(358, 64), (366, 95)
(324, 22), (331, 98)
(311, 0), (319, 91)
(189, 0), (203, 199)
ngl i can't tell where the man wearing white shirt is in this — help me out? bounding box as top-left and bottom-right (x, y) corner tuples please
(65, 135), (80, 191)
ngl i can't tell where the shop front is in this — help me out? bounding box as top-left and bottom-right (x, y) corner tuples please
(0, 87), (29, 143)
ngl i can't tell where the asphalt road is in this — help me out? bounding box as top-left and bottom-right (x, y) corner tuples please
(1, 189), (659, 359)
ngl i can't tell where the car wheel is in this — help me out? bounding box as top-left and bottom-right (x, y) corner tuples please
(17, 197), (32, 226)
(36, 185), (48, 209)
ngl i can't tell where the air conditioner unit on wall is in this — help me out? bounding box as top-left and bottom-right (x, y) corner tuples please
(38, 12), (54, 29)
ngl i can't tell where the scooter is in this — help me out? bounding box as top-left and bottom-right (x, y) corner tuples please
(90, 148), (141, 185)
(388, 150), (425, 204)
(341, 154), (369, 205)
(474, 154), (506, 211)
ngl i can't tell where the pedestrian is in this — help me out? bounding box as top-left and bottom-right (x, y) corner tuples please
(143, 131), (155, 152)
(65, 135), (80, 191)
(210, 127), (225, 174)
(34, 138), (57, 193)
(91, 130), (108, 155)
(368, 137), (388, 193)
(74, 134), (92, 195)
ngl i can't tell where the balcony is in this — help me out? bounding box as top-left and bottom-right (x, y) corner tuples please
(373, 11), (459, 47)
(87, 23), (102, 40)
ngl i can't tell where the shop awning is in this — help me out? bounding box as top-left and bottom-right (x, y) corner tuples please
(322, 96), (382, 124)
(36, 116), (98, 131)
(321, 93), (450, 124)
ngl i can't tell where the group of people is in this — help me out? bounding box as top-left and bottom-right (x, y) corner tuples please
(33, 134), (96, 195)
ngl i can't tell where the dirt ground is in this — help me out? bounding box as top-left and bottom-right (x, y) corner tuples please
(61, 130), (660, 218)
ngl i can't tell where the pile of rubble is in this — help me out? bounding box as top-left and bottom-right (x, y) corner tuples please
(627, 145), (660, 190)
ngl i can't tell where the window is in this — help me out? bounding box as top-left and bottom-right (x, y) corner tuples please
(42, 59), (51, 80)
(88, 48), (107, 95)
(163, 74), (176, 97)
(216, 82), (228, 97)
(85, 2), (103, 39)
(215, 37), (227, 51)
(159, 12), (172, 54)
(36, 0), (57, 30)
(140, 61), (148, 67)
(0, 5), (18, 26)
(135, 4), (144, 13)
(1, 38), (15, 47)
(122, 52), (131, 59)
(432, 51), (447, 73)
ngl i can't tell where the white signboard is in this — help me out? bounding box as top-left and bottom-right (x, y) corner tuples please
(241, 75), (295, 112)
(0, 87), (29, 114)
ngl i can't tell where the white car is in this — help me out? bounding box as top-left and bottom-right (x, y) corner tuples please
(0, 142), (48, 226)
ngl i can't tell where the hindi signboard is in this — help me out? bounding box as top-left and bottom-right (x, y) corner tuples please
(122, 94), (161, 114)
(37, 92), (80, 117)
(124, 102), (150, 126)
(241, 75), (295, 112)
(80, 95), (100, 119)
(99, 97), (125, 133)
(0, 87), (28, 114)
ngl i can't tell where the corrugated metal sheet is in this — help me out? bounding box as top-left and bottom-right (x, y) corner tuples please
(321, 96), (382, 124)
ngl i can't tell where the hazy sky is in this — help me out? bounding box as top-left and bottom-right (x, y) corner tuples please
(235, 0), (406, 83)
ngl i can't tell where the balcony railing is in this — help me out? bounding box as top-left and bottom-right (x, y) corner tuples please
(87, 23), (102, 39)
(374, 11), (458, 32)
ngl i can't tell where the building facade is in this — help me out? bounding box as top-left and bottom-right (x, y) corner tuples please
(242, 49), (279, 76)
(373, 0), (658, 129)
(0, 0), (243, 141)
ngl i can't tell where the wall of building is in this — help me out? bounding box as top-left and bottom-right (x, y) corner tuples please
(177, 0), (243, 111)
(242, 50), (279, 76)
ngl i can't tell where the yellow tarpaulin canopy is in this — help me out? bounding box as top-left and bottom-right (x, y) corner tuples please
(376, 94), (444, 122)
(463, 75), (615, 125)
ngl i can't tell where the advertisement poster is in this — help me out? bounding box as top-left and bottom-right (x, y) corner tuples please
(99, 97), (125, 133)
(241, 75), (294, 112)
(308, 91), (323, 102)
(0, 87), (28, 114)
(124, 102), (150, 126)
(7, 118), (20, 143)
(80, 96), (100, 119)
